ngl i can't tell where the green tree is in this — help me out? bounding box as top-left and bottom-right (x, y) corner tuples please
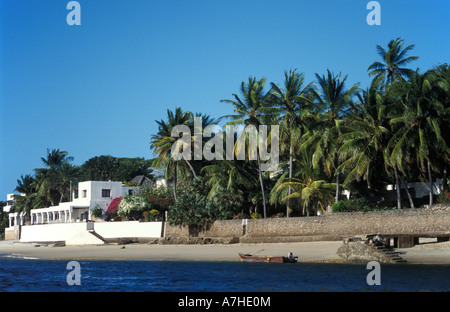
(367, 38), (420, 209)
(367, 37), (419, 85)
(270, 69), (314, 217)
(34, 148), (80, 206)
(221, 77), (278, 218)
(150, 107), (192, 200)
(388, 69), (450, 206)
(309, 70), (359, 203)
(275, 146), (336, 216)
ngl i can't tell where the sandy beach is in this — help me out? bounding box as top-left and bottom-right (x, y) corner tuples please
(1, 239), (449, 264)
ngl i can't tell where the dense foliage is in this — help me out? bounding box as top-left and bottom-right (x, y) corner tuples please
(167, 177), (245, 226)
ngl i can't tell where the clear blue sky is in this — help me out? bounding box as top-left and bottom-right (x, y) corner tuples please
(0, 0), (449, 197)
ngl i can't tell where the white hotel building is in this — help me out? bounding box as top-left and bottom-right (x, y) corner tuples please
(4, 181), (138, 228)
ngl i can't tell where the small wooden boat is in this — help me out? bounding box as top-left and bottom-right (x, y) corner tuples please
(238, 252), (298, 263)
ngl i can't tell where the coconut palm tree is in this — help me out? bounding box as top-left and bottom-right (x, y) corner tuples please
(34, 149), (78, 206)
(221, 77), (278, 218)
(41, 148), (74, 170)
(366, 38), (419, 208)
(150, 107), (192, 200)
(270, 69), (314, 217)
(367, 37), (419, 85)
(12, 174), (48, 222)
(275, 146), (336, 216)
(388, 69), (450, 206)
(309, 69), (359, 203)
(337, 77), (388, 186)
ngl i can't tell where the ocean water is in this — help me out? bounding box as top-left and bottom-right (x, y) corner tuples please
(0, 255), (449, 292)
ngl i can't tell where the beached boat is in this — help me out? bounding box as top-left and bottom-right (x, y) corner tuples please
(238, 252), (298, 263)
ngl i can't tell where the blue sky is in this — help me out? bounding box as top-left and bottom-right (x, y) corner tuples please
(0, 0), (449, 197)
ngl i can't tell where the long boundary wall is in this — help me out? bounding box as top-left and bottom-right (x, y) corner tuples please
(165, 206), (450, 241)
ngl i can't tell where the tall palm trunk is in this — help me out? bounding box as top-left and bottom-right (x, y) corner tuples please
(183, 157), (197, 179)
(428, 160), (433, 206)
(172, 166), (177, 201)
(399, 175), (414, 208)
(394, 166), (401, 209)
(287, 142), (293, 218)
(335, 172), (340, 203)
(257, 152), (267, 218)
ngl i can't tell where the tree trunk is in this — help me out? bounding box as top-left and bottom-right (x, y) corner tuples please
(172, 167), (177, 201)
(257, 153), (267, 218)
(183, 157), (197, 179)
(399, 175), (414, 208)
(394, 166), (401, 209)
(335, 172), (340, 203)
(428, 160), (433, 206)
(441, 167), (448, 193)
(287, 143), (293, 218)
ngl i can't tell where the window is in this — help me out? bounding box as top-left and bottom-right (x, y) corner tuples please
(102, 189), (111, 197)
(82, 190), (87, 198)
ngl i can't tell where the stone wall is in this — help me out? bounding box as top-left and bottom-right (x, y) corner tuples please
(4, 225), (20, 240)
(165, 205), (450, 240)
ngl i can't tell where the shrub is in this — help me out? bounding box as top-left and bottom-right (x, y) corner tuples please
(143, 209), (161, 222)
(251, 212), (262, 219)
(437, 191), (450, 204)
(105, 196), (122, 220)
(91, 205), (103, 218)
(168, 177), (241, 226)
(140, 187), (174, 212)
(118, 194), (150, 220)
(232, 212), (249, 220)
(332, 198), (370, 212)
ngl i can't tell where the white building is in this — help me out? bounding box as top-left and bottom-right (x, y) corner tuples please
(3, 193), (24, 213)
(3, 193), (26, 228)
(12, 181), (139, 226)
(150, 167), (170, 188)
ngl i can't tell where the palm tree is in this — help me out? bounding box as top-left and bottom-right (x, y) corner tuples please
(34, 148), (78, 206)
(150, 107), (192, 200)
(336, 77), (416, 208)
(309, 69), (359, 203)
(337, 77), (388, 186)
(388, 69), (450, 206)
(367, 38), (419, 208)
(275, 146), (336, 216)
(57, 163), (82, 203)
(41, 148), (74, 169)
(221, 77), (278, 218)
(189, 112), (220, 176)
(270, 69), (314, 217)
(13, 175), (48, 223)
(367, 37), (419, 85)
(201, 159), (256, 200)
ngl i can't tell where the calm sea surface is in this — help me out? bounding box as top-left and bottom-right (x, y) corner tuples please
(0, 254), (449, 292)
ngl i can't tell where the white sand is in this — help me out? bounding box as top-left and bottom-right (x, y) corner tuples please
(1, 240), (449, 264)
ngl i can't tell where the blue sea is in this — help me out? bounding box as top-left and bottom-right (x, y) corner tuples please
(1, 255), (449, 292)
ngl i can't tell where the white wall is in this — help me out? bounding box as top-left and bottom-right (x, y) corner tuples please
(20, 223), (88, 242)
(20, 221), (163, 244)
